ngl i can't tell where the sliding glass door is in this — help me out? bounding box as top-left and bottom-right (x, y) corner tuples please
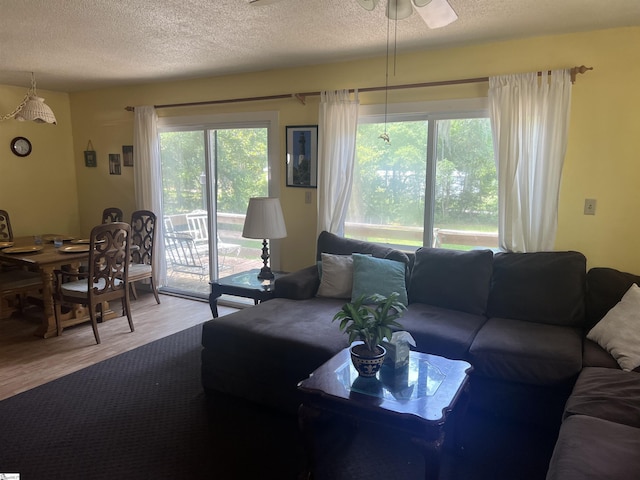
(159, 117), (275, 298)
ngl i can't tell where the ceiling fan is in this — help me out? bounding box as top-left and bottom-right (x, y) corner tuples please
(358, 0), (458, 29)
(249, 1), (457, 29)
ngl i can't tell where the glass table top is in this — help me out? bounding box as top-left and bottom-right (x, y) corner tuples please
(336, 355), (446, 402)
(298, 348), (472, 422)
(217, 269), (284, 290)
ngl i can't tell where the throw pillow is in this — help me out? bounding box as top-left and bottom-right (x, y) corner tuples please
(587, 283), (640, 371)
(316, 253), (354, 299)
(351, 253), (408, 305)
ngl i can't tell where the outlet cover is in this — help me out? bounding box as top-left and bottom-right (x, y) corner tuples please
(584, 198), (597, 215)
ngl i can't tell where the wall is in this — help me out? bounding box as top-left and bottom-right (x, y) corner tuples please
(0, 85), (79, 236)
(66, 26), (640, 273)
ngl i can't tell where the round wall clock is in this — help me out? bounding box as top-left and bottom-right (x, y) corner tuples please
(10, 136), (32, 157)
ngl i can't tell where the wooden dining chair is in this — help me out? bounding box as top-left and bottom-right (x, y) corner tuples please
(53, 222), (133, 344)
(102, 207), (123, 224)
(0, 270), (43, 320)
(129, 210), (160, 304)
(0, 209), (13, 241)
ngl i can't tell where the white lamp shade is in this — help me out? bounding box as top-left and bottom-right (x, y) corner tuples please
(242, 197), (287, 240)
(14, 96), (57, 124)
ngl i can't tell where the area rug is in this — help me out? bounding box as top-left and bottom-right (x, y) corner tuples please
(0, 323), (556, 480)
(0, 324), (301, 480)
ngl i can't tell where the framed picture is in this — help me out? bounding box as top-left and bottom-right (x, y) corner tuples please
(122, 145), (133, 166)
(109, 154), (121, 175)
(286, 125), (318, 188)
(84, 150), (97, 167)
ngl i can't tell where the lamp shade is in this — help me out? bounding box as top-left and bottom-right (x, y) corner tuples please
(14, 96), (57, 124)
(242, 197), (287, 240)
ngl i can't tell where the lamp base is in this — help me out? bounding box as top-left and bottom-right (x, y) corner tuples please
(257, 238), (275, 280)
(257, 267), (275, 280)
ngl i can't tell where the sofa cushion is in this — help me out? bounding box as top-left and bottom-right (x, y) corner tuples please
(274, 264), (320, 300)
(400, 303), (486, 360)
(582, 338), (620, 369)
(316, 253), (354, 299)
(316, 230), (410, 265)
(586, 267), (640, 331)
(487, 251), (586, 327)
(587, 283), (640, 371)
(351, 253), (408, 305)
(546, 415), (640, 480)
(408, 247), (493, 316)
(468, 317), (583, 385)
(563, 367), (640, 428)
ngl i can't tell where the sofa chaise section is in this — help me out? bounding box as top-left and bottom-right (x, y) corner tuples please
(201, 296), (348, 411)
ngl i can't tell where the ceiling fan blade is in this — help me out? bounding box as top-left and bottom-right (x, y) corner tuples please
(413, 0), (458, 29)
(248, 0), (283, 5)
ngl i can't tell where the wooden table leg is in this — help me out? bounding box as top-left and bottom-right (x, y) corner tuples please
(35, 266), (58, 338)
(412, 428), (445, 480)
(209, 292), (220, 318)
(298, 403), (318, 480)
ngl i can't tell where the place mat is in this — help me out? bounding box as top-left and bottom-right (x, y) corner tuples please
(59, 245), (91, 253)
(70, 238), (105, 245)
(2, 245), (44, 254)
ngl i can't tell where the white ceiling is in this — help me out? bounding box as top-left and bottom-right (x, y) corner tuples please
(1, 0), (639, 93)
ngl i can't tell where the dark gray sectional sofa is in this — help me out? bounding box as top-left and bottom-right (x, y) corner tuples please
(201, 231), (640, 478)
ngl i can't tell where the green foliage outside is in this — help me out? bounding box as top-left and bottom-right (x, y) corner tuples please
(349, 118), (497, 232)
(159, 119), (497, 250)
(159, 129), (268, 216)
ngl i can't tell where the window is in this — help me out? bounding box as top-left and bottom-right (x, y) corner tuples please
(346, 99), (497, 251)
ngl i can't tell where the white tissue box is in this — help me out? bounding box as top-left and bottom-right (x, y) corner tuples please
(382, 331), (415, 369)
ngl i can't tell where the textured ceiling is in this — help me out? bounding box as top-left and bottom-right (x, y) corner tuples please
(1, 0), (639, 92)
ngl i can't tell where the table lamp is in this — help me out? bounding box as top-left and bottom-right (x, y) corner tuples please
(242, 197), (287, 280)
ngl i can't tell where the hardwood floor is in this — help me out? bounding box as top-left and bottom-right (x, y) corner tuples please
(0, 291), (237, 401)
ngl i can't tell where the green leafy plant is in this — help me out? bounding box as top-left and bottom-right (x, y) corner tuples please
(333, 292), (407, 354)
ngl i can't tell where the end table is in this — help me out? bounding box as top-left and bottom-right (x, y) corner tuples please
(209, 268), (286, 318)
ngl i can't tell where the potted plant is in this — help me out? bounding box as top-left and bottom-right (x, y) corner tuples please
(333, 292), (407, 377)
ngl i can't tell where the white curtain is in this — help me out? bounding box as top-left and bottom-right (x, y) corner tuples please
(133, 106), (166, 285)
(316, 89), (359, 237)
(488, 70), (572, 252)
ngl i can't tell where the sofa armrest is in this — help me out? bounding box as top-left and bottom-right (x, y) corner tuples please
(274, 265), (320, 300)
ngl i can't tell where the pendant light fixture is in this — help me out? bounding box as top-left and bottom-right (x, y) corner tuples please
(1, 72), (57, 125)
(357, 0), (458, 28)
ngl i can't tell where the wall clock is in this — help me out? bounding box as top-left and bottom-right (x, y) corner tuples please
(10, 136), (32, 157)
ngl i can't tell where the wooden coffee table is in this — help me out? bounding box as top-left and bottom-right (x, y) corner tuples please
(297, 348), (472, 480)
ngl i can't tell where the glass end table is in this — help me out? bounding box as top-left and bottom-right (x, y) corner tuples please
(209, 269), (286, 317)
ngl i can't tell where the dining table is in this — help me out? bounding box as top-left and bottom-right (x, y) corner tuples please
(0, 234), (118, 338)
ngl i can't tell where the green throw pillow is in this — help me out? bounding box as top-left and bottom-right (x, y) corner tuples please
(351, 253), (408, 305)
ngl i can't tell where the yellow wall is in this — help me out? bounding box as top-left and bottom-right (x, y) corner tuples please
(7, 26), (638, 273)
(0, 85), (79, 237)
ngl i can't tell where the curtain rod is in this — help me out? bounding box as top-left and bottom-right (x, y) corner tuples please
(124, 65), (592, 111)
